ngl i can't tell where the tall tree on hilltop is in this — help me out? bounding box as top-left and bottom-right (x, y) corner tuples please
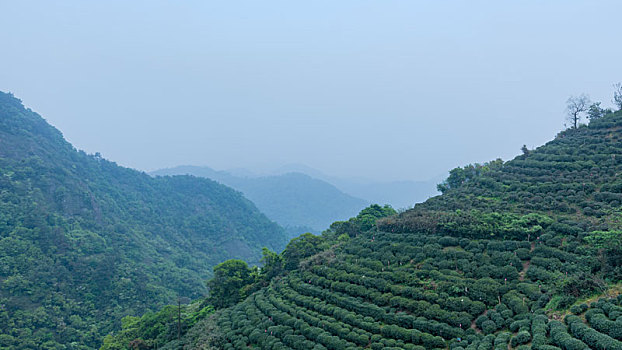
(566, 94), (590, 129)
(521, 144), (530, 156)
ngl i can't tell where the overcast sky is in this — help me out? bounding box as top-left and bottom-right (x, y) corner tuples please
(1, 1), (621, 181)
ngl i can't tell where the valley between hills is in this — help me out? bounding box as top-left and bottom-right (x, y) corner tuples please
(1, 91), (622, 350)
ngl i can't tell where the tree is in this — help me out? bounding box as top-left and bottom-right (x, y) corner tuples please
(260, 247), (283, 280)
(586, 102), (607, 121)
(352, 204), (397, 233)
(521, 145), (530, 156)
(329, 204), (397, 237)
(566, 94), (590, 129)
(437, 159), (503, 193)
(206, 260), (254, 308)
(176, 297), (191, 343)
(585, 230), (622, 251)
(614, 83), (622, 110)
(281, 233), (325, 270)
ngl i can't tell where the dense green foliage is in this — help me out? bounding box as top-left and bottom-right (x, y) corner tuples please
(168, 110), (622, 349)
(152, 166), (369, 235)
(204, 206), (399, 312)
(0, 92), (288, 349)
(329, 204), (397, 238)
(100, 212), (393, 350)
(207, 260), (257, 309)
(99, 301), (214, 350)
(196, 229), (617, 350)
(436, 159), (504, 194)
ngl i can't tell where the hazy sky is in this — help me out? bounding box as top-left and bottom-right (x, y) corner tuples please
(1, 1), (621, 181)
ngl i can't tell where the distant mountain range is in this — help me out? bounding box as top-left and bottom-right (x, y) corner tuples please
(271, 163), (442, 209)
(151, 164), (440, 235)
(151, 166), (371, 235)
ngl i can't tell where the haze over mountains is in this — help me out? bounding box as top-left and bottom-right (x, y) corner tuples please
(151, 164), (440, 234)
(152, 166), (368, 235)
(270, 164), (443, 210)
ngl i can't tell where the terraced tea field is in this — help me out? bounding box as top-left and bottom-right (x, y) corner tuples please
(216, 230), (622, 349)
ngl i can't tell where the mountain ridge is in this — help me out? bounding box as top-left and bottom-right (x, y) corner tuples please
(270, 163), (442, 209)
(151, 166), (369, 234)
(0, 91), (289, 348)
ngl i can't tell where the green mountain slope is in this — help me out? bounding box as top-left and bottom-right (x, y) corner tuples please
(382, 115), (622, 233)
(176, 111), (622, 349)
(0, 92), (288, 349)
(152, 166), (369, 235)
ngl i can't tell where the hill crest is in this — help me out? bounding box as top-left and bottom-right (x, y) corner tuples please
(152, 166), (369, 234)
(0, 91), (289, 348)
(170, 109), (622, 350)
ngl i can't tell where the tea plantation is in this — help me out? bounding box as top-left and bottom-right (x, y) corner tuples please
(125, 111), (622, 349)
(213, 228), (621, 350)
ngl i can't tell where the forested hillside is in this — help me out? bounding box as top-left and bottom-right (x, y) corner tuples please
(0, 92), (288, 349)
(152, 166), (369, 235)
(171, 110), (622, 349)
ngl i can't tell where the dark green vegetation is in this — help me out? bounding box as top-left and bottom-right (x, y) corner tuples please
(0, 92), (288, 349)
(151, 166), (369, 236)
(100, 301), (214, 350)
(165, 109), (622, 349)
(201, 205), (399, 311)
(100, 205), (397, 349)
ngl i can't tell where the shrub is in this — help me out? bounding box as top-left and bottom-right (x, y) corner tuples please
(586, 309), (622, 340)
(570, 305), (583, 315)
(510, 319), (531, 332)
(511, 331), (532, 347)
(482, 320), (497, 335)
(549, 320), (589, 350)
(566, 314), (622, 350)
